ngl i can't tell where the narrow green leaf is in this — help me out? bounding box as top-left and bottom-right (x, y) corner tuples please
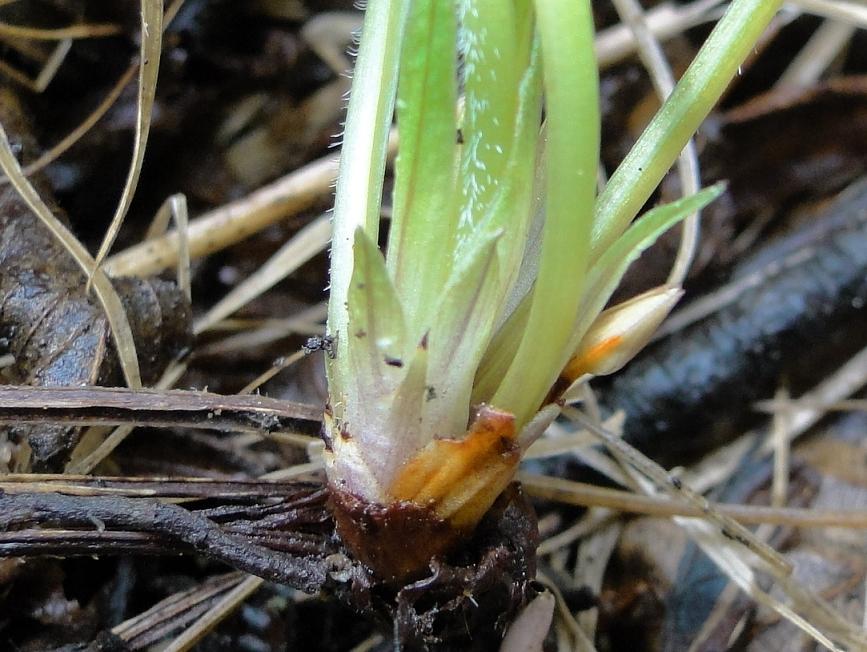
(387, 0), (459, 340)
(456, 35), (542, 301)
(424, 232), (501, 438)
(456, 0), (530, 239)
(444, 40), (544, 412)
(380, 341), (430, 483)
(496, 124), (546, 329)
(478, 184), (723, 406)
(328, 0), (410, 404)
(567, 184), (725, 358)
(345, 227), (407, 401)
(471, 295), (529, 405)
(590, 0), (783, 258)
(492, 0), (599, 428)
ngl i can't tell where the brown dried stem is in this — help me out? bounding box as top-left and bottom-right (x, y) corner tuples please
(0, 384), (321, 435)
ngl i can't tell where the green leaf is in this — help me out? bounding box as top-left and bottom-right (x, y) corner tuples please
(381, 341), (430, 481)
(345, 227), (407, 401)
(590, 0), (783, 259)
(471, 295), (529, 405)
(491, 0), (599, 428)
(456, 35), (542, 302)
(328, 0), (410, 405)
(567, 184), (726, 358)
(424, 231), (502, 438)
(440, 43), (542, 412)
(386, 0), (459, 340)
(457, 0), (532, 239)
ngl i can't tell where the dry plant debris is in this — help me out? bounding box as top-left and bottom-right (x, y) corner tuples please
(0, 88), (190, 473)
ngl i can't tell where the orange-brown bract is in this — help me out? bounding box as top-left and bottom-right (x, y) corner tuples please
(329, 405), (520, 582)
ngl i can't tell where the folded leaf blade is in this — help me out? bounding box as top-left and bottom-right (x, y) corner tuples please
(346, 227), (407, 401)
(387, 0), (459, 340)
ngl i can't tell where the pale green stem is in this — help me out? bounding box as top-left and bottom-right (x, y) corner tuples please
(327, 0), (409, 392)
(492, 0), (599, 427)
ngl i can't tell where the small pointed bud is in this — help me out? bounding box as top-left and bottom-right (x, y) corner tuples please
(562, 285), (683, 381)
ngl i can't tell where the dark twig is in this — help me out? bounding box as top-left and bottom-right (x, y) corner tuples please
(0, 491), (344, 593)
(0, 474), (327, 500)
(0, 385), (323, 435)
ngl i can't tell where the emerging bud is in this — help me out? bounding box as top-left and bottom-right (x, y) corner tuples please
(562, 285), (683, 381)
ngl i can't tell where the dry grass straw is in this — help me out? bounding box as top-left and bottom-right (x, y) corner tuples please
(595, 0), (725, 68)
(770, 387), (792, 509)
(90, 0), (163, 277)
(348, 633), (386, 652)
(523, 473), (867, 528)
(66, 192), (191, 473)
(0, 63), (136, 185)
(777, 18), (857, 88)
(0, 36), (73, 93)
(0, 21), (122, 40)
(573, 523), (622, 643)
(194, 213), (331, 334)
(0, 124), (142, 388)
(564, 407), (791, 574)
(537, 510), (617, 557)
(538, 573), (598, 652)
(524, 413), (622, 460)
(654, 245), (818, 340)
(526, 340), (867, 650)
(577, 413), (864, 650)
(758, 398), (867, 413)
(790, 0), (867, 28)
(238, 350), (306, 396)
(0, 1), (184, 168)
(678, 345), (867, 499)
(0, 36), (71, 92)
(193, 302), (327, 357)
(147, 193), (192, 301)
(300, 11), (359, 76)
(161, 575), (265, 652)
(65, 359), (189, 474)
(259, 460), (324, 481)
(112, 572), (247, 645)
(103, 151), (342, 278)
(756, 345), (867, 456)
